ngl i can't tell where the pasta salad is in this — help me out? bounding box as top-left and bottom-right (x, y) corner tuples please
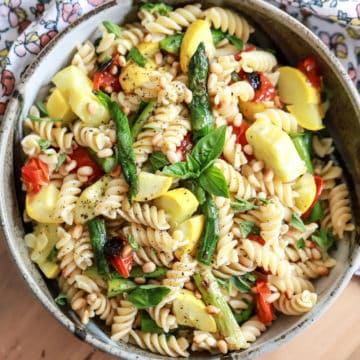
(20, 2), (355, 357)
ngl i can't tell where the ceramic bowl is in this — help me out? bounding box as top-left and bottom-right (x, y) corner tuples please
(1, 0), (360, 359)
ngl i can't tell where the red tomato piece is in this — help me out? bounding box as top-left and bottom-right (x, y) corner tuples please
(234, 45), (256, 61)
(248, 233), (265, 246)
(297, 57), (321, 91)
(21, 157), (49, 194)
(232, 121), (250, 147)
(254, 279), (273, 324)
(253, 73), (276, 102)
(70, 147), (103, 183)
(93, 71), (121, 92)
(111, 252), (133, 278)
(302, 175), (324, 220)
(176, 133), (193, 161)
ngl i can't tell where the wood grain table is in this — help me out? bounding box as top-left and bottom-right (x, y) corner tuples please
(1, 236), (359, 360)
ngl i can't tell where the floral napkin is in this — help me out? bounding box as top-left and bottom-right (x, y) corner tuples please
(0, 0), (359, 274)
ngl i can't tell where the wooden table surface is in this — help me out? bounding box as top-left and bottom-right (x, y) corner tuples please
(1, 236), (359, 360)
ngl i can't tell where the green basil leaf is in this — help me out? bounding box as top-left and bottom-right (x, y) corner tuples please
(182, 179), (206, 205)
(226, 34), (244, 50)
(231, 196), (259, 213)
(35, 100), (49, 116)
(234, 301), (255, 324)
(55, 153), (67, 171)
(210, 28), (226, 45)
(107, 278), (137, 297)
(291, 213), (306, 232)
(127, 285), (171, 309)
(46, 247), (58, 263)
(55, 292), (67, 306)
(296, 238), (306, 249)
(130, 267), (167, 278)
(231, 71), (241, 82)
(162, 161), (199, 179)
(127, 234), (139, 250)
(216, 277), (232, 293)
(239, 221), (260, 238)
(102, 20), (122, 39)
(28, 114), (61, 122)
(38, 138), (52, 150)
(141, 311), (164, 334)
(311, 228), (334, 261)
(199, 165), (229, 198)
(93, 89), (112, 108)
(127, 47), (147, 67)
(248, 197), (272, 205)
(149, 151), (170, 172)
(140, 2), (173, 15)
(231, 273), (256, 293)
(186, 154), (200, 173)
(191, 125), (226, 171)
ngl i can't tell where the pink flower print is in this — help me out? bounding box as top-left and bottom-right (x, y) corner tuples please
(87, 0), (107, 7)
(0, 0), (27, 30)
(357, 4), (360, 19)
(40, 30), (58, 47)
(13, 31), (41, 57)
(61, 1), (82, 24)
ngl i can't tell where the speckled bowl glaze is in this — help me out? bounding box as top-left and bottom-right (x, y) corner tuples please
(1, 0), (360, 359)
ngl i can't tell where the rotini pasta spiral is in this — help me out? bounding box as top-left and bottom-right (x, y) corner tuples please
(267, 274), (315, 294)
(240, 316), (267, 343)
(111, 300), (138, 341)
(21, 133), (41, 157)
(254, 109), (300, 133)
(117, 23), (145, 55)
(74, 274), (101, 294)
(273, 290), (317, 315)
(133, 246), (175, 267)
(222, 126), (248, 171)
(73, 229), (94, 271)
(87, 292), (117, 325)
(240, 50), (277, 73)
(71, 41), (97, 76)
(162, 255), (197, 289)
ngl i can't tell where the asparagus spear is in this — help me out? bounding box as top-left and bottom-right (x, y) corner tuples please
(193, 268), (248, 350)
(131, 99), (156, 140)
(159, 33), (184, 54)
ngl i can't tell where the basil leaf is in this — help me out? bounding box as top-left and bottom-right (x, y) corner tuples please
(231, 196), (259, 213)
(191, 125), (227, 171)
(35, 100), (49, 116)
(311, 228), (334, 260)
(107, 278), (137, 297)
(130, 267), (167, 278)
(248, 197), (272, 205)
(216, 277), (232, 293)
(127, 285), (171, 309)
(234, 301), (254, 324)
(102, 20), (122, 39)
(38, 138), (52, 150)
(127, 47), (147, 67)
(182, 179), (206, 205)
(239, 221), (260, 238)
(199, 165), (229, 198)
(140, 2), (173, 15)
(226, 34), (244, 50)
(149, 151), (170, 172)
(162, 161), (199, 179)
(296, 238), (306, 249)
(28, 114), (61, 122)
(231, 273), (256, 293)
(141, 311), (164, 334)
(46, 246), (58, 263)
(55, 292), (67, 306)
(211, 28), (226, 45)
(291, 213), (306, 232)
(127, 234), (139, 250)
(93, 89), (112, 108)
(55, 153), (67, 171)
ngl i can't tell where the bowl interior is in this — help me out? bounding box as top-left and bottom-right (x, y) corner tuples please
(1, 1), (360, 359)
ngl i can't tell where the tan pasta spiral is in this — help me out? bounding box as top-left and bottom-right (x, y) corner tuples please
(74, 274), (101, 293)
(267, 274), (314, 294)
(240, 50), (277, 73)
(222, 126), (248, 171)
(254, 109), (300, 133)
(73, 229), (94, 270)
(240, 316), (267, 343)
(129, 330), (190, 357)
(202, 7), (253, 42)
(71, 41), (97, 76)
(117, 23), (145, 55)
(274, 290), (317, 315)
(111, 300), (138, 341)
(312, 136), (334, 158)
(133, 246), (175, 267)
(21, 133), (41, 157)
(87, 292), (117, 326)
(162, 255), (197, 289)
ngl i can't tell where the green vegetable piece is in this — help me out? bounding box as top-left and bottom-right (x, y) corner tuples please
(296, 238), (306, 249)
(102, 20), (122, 38)
(88, 148), (116, 173)
(127, 234), (139, 250)
(131, 99), (156, 139)
(107, 278), (137, 297)
(140, 2), (173, 15)
(55, 292), (67, 306)
(290, 132), (313, 174)
(216, 277), (232, 293)
(38, 138), (52, 150)
(46, 246), (58, 263)
(291, 213), (306, 232)
(210, 28), (226, 45)
(28, 114), (61, 123)
(130, 266), (167, 278)
(188, 42), (214, 140)
(110, 101), (138, 202)
(239, 221), (260, 238)
(231, 196), (260, 213)
(226, 34), (244, 50)
(93, 89), (112, 107)
(88, 218), (109, 275)
(162, 160), (199, 180)
(199, 165), (229, 198)
(55, 153), (67, 171)
(231, 273), (256, 293)
(127, 47), (147, 67)
(196, 194), (219, 265)
(311, 228), (334, 260)
(159, 33), (184, 54)
(182, 179), (206, 205)
(127, 285), (171, 309)
(35, 100), (49, 116)
(149, 151), (170, 172)
(307, 202), (324, 222)
(141, 311), (164, 334)
(83, 265), (103, 279)
(193, 269), (247, 350)
(210, 28), (243, 49)
(231, 71), (241, 82)
(234, 302), (255, 324)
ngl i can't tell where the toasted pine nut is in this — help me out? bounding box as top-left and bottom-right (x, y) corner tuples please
(143, 33), (152, 43)
(184, 281), (195, 291)
(77, 166), (94, 177)
(110, 65), (118, 75)
(104, 86), (113, 94)
(285, 289), (293, 300)
(166, 54), (175, 64)
(122, 244), (133, 258)
(155, 52), (163, 65)
(97, 148), (113, 158)
(316, 265), (329, 276)
(184, 88), (193, 104)
(312, 248), (322, 260)
(166, 150), (180, 164)
(252, 160), (265, 172)
(206, 337), (217, 347)
(233, 113), (243, 127)
(71, 298), (86, 311)
(142, 261), (156, 274)
(87, 102), (98, 115)
(77, 175), (88, 183)
(206, 305), (221, 315)
(243, 144), (254, 156)
(118, 55), (127, 67)
(207, 73), (218, 90)
(134, 277), (146, 284)
(72, 224), (83, 239)
(210, 62), (222, 74)
(193, 333), (207, 344)
(217, 340), (228, 354)
(195, 291), (202, 299)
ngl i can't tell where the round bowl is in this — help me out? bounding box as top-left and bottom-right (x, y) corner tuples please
(1, 0), (360, 359)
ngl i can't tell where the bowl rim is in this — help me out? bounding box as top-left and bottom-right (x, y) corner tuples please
(1, 0), (360, 359)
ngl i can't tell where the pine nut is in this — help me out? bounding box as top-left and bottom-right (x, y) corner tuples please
(305, 240), (315, 249)
(71, 298), (86, 311)
(210, 62), (222, 74)
(252, 160), (265, 172)
(217, 340), (228, 354)
(134, 277), (146, 284)
(316, 265), (329, 276)
(206, 337), (217, 347)
(195, 291), (202, 299)
(77, 175), (88, 183)
(87, 102), (98, 115)
(285, 289), (293, 300)
(193, 333), (207, 344)
(122, 244), (133, 258)
(110, 65), (118, 75)
(97, 148), (113, 158)
(155, 52), (163, 65)
(118, 55), (127, 67)
(243, 144), (254, 156)
(72, 224), (83, 239)
(184, 281), (195, 291)
(166, 150), (180, 164)
(184, 88), (193, 104)
(143, 33), (152, 43)
(205, 305), (221, 315)
(77, 166), (94, 177)
(207, 73), (218, 90)
(312, 248), (322, 260)
(104, 86), (113, 94)
(166, 55), (175, 64)
(233, 113), (243, 127)
(142, 261), (156, 273)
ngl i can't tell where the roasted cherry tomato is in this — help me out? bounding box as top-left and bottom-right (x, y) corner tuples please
(234, 45), (256, 61)
(302, 175), (324, 220)
(232, 121), (250, 147)
(111, 252), (133, 278)
(71, 146), (103, 183)
(176, 133), (193, 161)
(93, 70), (121, 92)
(253, 73), (276, 102)
(253, 279), (273, 324)
(248, 233), (265, 246)
(21, 157), (49, 194)
(297, 56), (321, 91)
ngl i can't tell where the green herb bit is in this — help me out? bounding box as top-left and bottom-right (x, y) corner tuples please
(291, 213), (306, 232)
(234, 301), (255, 324)
(140, 2), (173, 15)
(46, 246), (58, 263)
(141, 311), (164, 333)
(231, 273), (256, 293)
(35, 100), (49, 116)
(231, 71), (241, 82)
(102, 20), (122, 39)
(93, 89), (112, 108)
(28, 114), (61, 123)
(149, 151), (170, 172)
(127, 285), (171, 309)
(127, 47), (147, 67)
(130, 266), (167, 279)
(182, 179), (206, 205)
(55, 153), (67, 171)
(210, 28), (226, 45)
(127, 234), (139, 250)
(199, 165), (229, 198)
(231, 196), (260, 213)
(239, 221), (260, 238)
(159, 33), (184, 55)
(226, 34), (243, 50)
(55, 292), (67, 306)
(311, 228), (334, 260)
(248, 197), (272, 205)
(296, 238), (306, 249)
(38, 138), (52, 150)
